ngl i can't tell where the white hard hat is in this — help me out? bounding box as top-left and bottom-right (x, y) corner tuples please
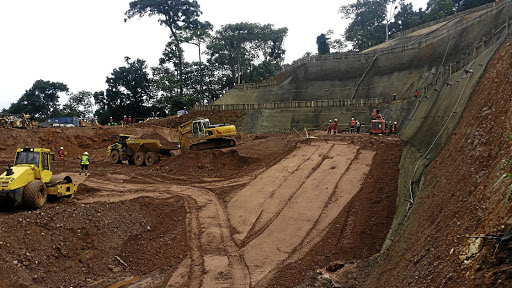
(83, 152), (89, 155)
(60, 147), (63, 150)
(351, 118), (354, 120)
(394, 122), (397, 124)
(335, 119), (337, 121)
(329, 119), (332, 122)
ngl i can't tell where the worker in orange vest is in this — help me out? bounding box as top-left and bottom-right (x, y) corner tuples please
(350, 118), (356, 133)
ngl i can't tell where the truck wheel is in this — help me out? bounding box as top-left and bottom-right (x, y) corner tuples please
(145, 152), (159, 166)
(134, 151), (146, 166)
(110, 150), (122, 164)
(23, 180), (47, 209)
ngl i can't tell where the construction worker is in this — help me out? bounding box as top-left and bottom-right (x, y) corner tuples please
(327, 120), (332, 134)
(392, 93), (397, 101)
(350, 118), (356, 133)
(414, 88), (419, 98)
(79, 152), (90, 176)
(332, 119), (338, 135)
(123, 115), (127, 125)
(128, 116), (132, 125)
(356, 120), (361, 134)
(58, 147), (64, 160)
(109, 117), (113, 126)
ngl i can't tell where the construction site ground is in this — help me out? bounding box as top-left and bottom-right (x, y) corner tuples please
(0, 121), (400, 288)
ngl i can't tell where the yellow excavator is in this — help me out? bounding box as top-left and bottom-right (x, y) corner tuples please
(0, 148), (77, 209)
(178, 117), (237, 151)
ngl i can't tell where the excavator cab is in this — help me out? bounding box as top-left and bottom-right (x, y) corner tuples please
(192, 119), (208, 138)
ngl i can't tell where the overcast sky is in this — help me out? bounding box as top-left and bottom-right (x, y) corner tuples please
(0, 0), (427, 111)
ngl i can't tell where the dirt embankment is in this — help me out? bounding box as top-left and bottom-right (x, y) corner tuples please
(324, 35), (512, 288)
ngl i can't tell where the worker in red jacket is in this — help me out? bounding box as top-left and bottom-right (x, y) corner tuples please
(332, 119), (338, 135)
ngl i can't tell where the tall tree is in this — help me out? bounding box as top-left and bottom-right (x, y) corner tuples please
(95, 57), (153, 123)
(426, 0), (455, 21)
(394, 1), (424, 31)
(6, 80), (68, 119)
(316, 33), (331, 55)
(125, 0), (207, 98)
(183, 22), (213, 101)
(339, 0), (389, 51)
(62, 91), (95, 120)
(207, 22), (287, 87)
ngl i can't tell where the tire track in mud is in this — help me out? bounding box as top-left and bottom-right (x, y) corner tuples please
(79, 180), (249, 288)
(241, 143), (334, 245)
(255, 149), (375, 287)
(227, 143), (325, 243)
(241, 143), (358, 285)
(167, 197), (203, 288)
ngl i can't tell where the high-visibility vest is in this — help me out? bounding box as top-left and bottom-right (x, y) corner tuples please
(81, 155), (90, 165)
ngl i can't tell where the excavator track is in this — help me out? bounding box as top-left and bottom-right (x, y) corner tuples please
(189, 138), (236, 151)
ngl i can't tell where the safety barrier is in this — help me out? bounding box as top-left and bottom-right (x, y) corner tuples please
(194, 98), (384, 111)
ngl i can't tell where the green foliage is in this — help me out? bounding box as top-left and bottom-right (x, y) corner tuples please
(207, 22), (287, 86)
(95, 58), (154, 124)
(494, 133), (512, 207)
(426, 0), (455, 22)
(316, 33), (331, 55)
(125, 0), (208, 98)
(458, 0), (495, 11)
(339, 0), (389, 51)
(394, 1), (425, 31)
(6, 80), (68, 120)
(62, 91), (95, 120)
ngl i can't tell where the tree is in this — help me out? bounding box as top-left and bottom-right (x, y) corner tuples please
(385, 0), (398, 41)
(339, 0), (389, 51)
(95, 57), (153, 123)
(62, 91), (94, 120)
(316, 33), (331, 55)
(394, 1), (424, 31)
(459, 0), (494, 11)
(207, 22), (287, 87)
(6, 80), (68, 119)
(125, 0), (208, 99)
(183, 22), (213, 102)
(426, 0), (455, 22)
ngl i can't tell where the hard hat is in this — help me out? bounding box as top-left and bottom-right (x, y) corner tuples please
(393, 93), (396, 95)
(60, 147), (63, 150)
(329, 120), (332, 122)
(334, 119), (337, 121)
(83, 152), (89, 155)
(394, 122), (397, 124)
(351, 118), (354, 120)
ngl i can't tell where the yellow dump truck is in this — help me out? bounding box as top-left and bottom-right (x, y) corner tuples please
(178, 117), (237, 151)
(0, 148), (77, 209)
(107, 134), (180, 166)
